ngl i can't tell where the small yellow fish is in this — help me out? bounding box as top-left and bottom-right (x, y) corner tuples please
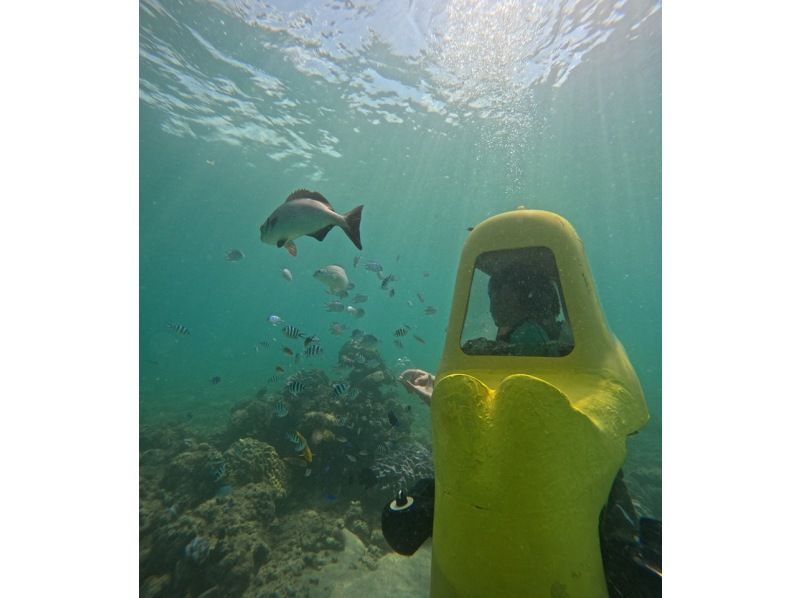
(295, 431), (313, 463)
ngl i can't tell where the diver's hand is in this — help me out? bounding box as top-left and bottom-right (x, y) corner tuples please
(399, 369), (435, 406)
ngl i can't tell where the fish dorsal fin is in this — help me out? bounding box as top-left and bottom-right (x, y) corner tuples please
(285, 189), (332, 206)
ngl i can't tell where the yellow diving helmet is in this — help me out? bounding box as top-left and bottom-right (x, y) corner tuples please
(430, 209), (650, 598)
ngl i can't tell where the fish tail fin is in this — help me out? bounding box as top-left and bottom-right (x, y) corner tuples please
(341, 205), (364, 250)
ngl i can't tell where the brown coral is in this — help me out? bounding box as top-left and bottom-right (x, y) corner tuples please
(223, 438), (289, 498)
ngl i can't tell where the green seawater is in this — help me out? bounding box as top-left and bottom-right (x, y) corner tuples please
(140, 0), (661, 522)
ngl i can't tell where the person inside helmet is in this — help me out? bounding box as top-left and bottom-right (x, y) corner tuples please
(452, 262), (575, 357)
(484, 266), (573, 355)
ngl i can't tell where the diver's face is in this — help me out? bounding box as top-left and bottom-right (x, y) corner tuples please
(489, 282), (527, 328)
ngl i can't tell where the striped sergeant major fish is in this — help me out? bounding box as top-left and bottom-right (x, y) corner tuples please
(287, 430), (313, 463)
(332, 382), (350, 397)
(274, 399), (289, 418)
(168, 323), (190, 336)
(394, 325), (410, 337)
(282, 325), (304, 339)
(286, 380), (305, 396)
(304, 344), (323, 357)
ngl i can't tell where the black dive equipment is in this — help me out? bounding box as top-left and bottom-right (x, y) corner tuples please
(381, 478), (435, 556)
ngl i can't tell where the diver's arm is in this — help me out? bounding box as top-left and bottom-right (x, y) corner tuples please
(399, 369), (435, 405)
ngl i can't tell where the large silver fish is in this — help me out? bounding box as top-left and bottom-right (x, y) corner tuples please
(260, 189), (363, 256)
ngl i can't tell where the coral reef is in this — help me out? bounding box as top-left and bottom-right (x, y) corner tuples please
(371, 440), (434, 493)
(140, 342), (426, 596)
(224, 438), (289, 492)
(140, 428), (296, 596)
(162, 442), (226, 506)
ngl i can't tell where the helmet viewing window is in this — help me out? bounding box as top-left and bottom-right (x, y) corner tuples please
(460, 246), (574, 357)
